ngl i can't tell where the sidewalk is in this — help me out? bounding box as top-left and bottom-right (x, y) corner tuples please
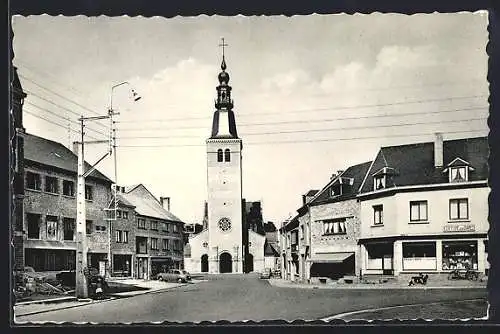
(268, 277), (488, 290)
(14, 278), (205, 318)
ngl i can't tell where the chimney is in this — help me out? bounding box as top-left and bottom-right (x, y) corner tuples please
(330, 173), (337, 180)
(434, 133), (443, 168)
(337, 170), (344, 176)
(160, 197), (171, 211)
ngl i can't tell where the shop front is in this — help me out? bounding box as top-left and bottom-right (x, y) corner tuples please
(402, 242), (437, 271)
(363, 242), (394, 275)
(309, 252), (355, 280)
(113, 254), (132, 277)
(151, 257), (172, 277)
(442, 240), (478, 271)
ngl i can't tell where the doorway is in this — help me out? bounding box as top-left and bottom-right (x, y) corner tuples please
(219, 252), (232, 273)
(245, 253), (254, 273)
(201, 254), (209, 272)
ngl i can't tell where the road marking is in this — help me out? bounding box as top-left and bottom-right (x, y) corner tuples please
(320, 298), (488, 321)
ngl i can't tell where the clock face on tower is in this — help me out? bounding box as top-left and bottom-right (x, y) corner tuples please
(218, 217), (232, 232)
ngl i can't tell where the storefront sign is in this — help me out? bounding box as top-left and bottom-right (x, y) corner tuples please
(443, 224), (475, 233)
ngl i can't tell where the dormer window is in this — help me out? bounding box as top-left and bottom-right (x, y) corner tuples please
(449, 166), (468, 183)
(374, 175), (386, 190)
(330, 185), (341, 198)
(444, 158), (472, 183)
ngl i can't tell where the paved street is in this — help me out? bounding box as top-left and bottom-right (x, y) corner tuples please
(15, 273), (487, 323)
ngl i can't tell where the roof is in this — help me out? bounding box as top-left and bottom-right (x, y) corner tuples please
(359, 136), (488, 193)
(310, 161), (372, 205)
(116, 194), (136, 208)
(23, 132), (111, 182)
(264, 242), (280, 257)
(120, 184), (183, 222)
(305, 189), (319, 197)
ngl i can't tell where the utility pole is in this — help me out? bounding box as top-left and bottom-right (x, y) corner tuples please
(75, 118), (88, 298)
(74, 82), (141, 298)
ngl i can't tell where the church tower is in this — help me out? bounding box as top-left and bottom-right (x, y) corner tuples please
(206, 39), (244, 273)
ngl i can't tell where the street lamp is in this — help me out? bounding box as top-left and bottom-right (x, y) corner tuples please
(74, 82), (141, 299)
(107, 81), (141, 279)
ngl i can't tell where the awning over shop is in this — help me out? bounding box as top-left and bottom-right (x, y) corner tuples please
(310, 252), (354, 263)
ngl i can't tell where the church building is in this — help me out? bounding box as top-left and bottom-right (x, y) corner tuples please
(184, 41), (266, 274)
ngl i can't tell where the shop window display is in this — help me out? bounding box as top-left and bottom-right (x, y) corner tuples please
(442, 241), (478, 270)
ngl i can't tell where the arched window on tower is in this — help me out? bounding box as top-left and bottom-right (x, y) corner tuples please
(224, 149), (231, 162)
(217, 149), (223, 162)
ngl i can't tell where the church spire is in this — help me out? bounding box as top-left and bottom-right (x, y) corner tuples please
(210, 38), (238, 139)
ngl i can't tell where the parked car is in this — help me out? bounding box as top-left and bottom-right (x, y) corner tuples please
(156, 269), (191, 283)
(259, 268), (272, 279)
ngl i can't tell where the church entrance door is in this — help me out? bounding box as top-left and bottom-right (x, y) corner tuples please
(219, 252), (232, 273)
(201, 254), (209, 272)
(245, 253), (254, 273)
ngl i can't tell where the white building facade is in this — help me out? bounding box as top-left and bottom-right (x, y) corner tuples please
(358, 135), (489, 278)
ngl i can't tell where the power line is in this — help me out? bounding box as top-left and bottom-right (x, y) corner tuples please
(19, 73), (106, 118)
(116, 94), (487, 125)
(26, 101), (109, 138)
(16, 60), (89, 97)
(24, 108), (103, 142)
(117, 105), (488, 132)
(23, 88), (109, 130)
(117, 116), (487, 140)
(116, 129), (487, 148)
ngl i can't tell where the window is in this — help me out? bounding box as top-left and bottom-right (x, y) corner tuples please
(322, 218), (347, 235)
(63, 218), (75, 241)
(174, 239), (181, 251)
(96, 225), (106, 232)
(86, 220), (93, 234)
(402, 242), (437, 271)
(300, 225), (305, 239)
(123, 211), (128, 219)
(123, 231), (129, 243)
(162, 239), (169, 251)
(115, 230), (122, 243)
(26, 172), (41, 190)
(217, 149), (223, 162)
(151, 220), (158, 230)
(27, 213), (40, 239)
(449, 199), (469, 220)
(63, 180), (75, 197)
(373, 205), (383, 225)
(138, 218), (146, 229)
(85, 185), (93, 201)
(45, 176), (59, 194)
(151, 238), (158, 250)
(450, 166), (468, 183)
(403, 242), (436, 258)
(410, 201), (428, 222)
(374, 175), (385, 190)
(173, 224), (179, 233)
(442, 241), (478, 270)
(116, 210), (122, 218)
(46, 215), (58, 240)
(224, 149), (231, 162)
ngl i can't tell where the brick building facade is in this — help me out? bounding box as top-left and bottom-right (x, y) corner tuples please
(11, 66), (27, 273)
(117, 184), (184, 280)
(23, 133), (112, 272)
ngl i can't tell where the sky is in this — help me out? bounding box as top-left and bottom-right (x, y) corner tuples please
(12, 13), (489, 225)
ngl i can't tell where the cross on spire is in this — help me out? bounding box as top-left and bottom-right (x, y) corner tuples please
(219, 37), (228, 58)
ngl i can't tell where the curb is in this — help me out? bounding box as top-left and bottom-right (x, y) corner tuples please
(268, 280), (487, 290)
(15, 297), (115, 318)
(320, 298), (487, 321)
(15, 283), (190, 318)
(15, 296), (77, 306)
